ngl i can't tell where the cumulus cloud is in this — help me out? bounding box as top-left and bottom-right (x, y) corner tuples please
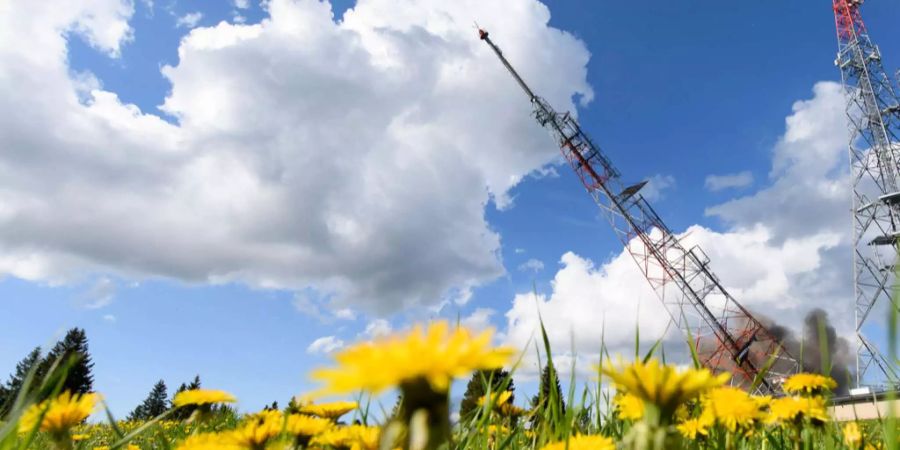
(517, 258), (544, 272)
(0, 0), (592, 313)
(461, 307), (496, 332)
(705, 171), (754, 192)
(505, 251), (671, 374)
(175, 12), (203, 29)
(504, 82), (853, 375)
(705, 82), (848, 240)
(306, 336), (345, 354)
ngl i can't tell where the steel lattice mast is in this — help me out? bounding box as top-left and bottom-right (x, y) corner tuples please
(479, 30), (799, 394)
(832, 0), (900, 387)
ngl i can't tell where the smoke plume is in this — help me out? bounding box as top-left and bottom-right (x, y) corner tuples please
(766, 308), (854, 395)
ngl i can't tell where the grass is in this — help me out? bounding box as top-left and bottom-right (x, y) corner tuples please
(0, 314), (897, 450)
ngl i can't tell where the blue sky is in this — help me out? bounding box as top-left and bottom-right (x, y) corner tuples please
(1, 0), (899, 416)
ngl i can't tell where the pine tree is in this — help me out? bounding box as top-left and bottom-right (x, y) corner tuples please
(459, 368), (514, 419)
(128, 380), (168, 421)
(263, 401), (279, 411)
(0, 385), (8, 417)
(187, 375), (201, 390)
(0, 347), (42, 415)
(286, 396), (301, 414)
(530, 362), (565, 426)
(41, 328), (94, 395)
(170, 375), (201, 420)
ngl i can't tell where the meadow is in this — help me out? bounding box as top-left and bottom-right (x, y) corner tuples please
(0, 319), (897, 450)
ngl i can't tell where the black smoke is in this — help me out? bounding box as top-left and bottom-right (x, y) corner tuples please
(765, 309), (854, 395)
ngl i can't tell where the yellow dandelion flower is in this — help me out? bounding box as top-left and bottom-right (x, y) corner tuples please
(72, 434), (89, 441)
(613, 392), (645, 421)
(783, 373), (837, 396)
(228, 410), (283, 449)
(701, 387), (760, 432)
(93, 447), (110, 450)
(600, 358), (729, 417)
(311, 425), (380, 450)
(176, 433), (241, 450)
(499, 403), (526, 417)
(676, 414), (713, 440)
(843, 421), (863, 447)
(312, 321), (513, 394)
(19, 391), (101, 435)
(298, 400), (358, 420)
(753, 395), (773, 410)
(766, 396), (829, 426)
(126, 445), (140, 450)
(284, 414), (333, 437)
(540, 435), (616, 450)
(477, 390), (513, 407)
(674, 403), (691, 422)
(172, 389), (236, 408)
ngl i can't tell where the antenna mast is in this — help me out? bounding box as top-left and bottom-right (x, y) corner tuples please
(832, 0), (900, 388)
(480, 29), (799, 393)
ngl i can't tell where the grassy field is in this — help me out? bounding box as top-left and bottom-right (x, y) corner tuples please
(0, 319), (897, 450)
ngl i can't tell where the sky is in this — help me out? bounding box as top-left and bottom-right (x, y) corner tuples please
(1, 0), (900, 417)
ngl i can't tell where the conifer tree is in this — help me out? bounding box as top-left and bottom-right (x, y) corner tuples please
(459, 368), (514, 419)
(286, 396), (301, 414)
(0, 346), (42, 416)
(170, 375), (201, 420)
(41, 328), (94, 395)
(530, 361), (565, 425)
(128, 380), (168, 421)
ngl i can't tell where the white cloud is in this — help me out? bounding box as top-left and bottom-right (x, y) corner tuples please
(505, 251), (670, 374)
(363, 319), (392, 339)
(292, 292), (355, 322)
(306, 336), (345, 354)
(333, 308), (357, 320)
(234, 0), (251, 9)
(0, 0), (592, 314)
(705, 171), (754, 192)
(103, 314), (117, 323)
(175, 11), (203, 29)
(80, 277), (116, 309)
(461, 307), (496, 332)
(503, 82), (854, 375)
(517, 258), (544, 272)
(514, 248), (526, 254)
(640, 174), (676, 201)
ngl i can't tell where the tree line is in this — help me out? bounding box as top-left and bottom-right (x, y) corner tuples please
(2, 328), (567, 422)
(0, 328), (207, 421)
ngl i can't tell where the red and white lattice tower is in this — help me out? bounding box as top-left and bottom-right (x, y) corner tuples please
(833, 0), (900, 388)
(479, 29), (799, 394)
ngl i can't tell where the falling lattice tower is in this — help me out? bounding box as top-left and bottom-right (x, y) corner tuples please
(479, 29), (799, 394)
(832, 0), (900, 387)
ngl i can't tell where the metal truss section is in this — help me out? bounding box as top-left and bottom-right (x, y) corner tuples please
(480, 29), (799, 394)
(833, 0), (900, 387)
